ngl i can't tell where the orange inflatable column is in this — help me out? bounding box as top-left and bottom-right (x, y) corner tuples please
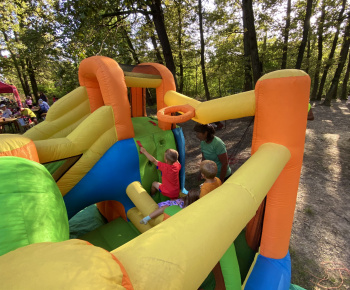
(252, 71), (310, 259)
(78, 56), (134, 140)
(130, 87), (146, 117)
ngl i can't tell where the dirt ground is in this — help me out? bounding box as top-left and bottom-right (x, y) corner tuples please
(177, 100), (350, 289)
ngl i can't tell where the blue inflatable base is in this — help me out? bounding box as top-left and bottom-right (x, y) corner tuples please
(245, 251), (291, 290)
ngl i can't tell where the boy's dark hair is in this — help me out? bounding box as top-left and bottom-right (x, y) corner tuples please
(200, 160), (218, 179)
(165, 149), (179, 164)
(193, 123), (215, 142)
(183, 190), (200, 207)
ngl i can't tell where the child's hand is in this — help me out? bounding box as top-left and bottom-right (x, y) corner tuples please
(140, 147), (147, 154)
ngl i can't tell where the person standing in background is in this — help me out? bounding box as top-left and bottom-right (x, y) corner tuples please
(194, 123), (231, 183)
(39, 92), (48, 103)
(25, 96), (33, 109)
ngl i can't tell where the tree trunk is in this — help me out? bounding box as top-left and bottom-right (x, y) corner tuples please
(177, 3), (184, 93)
(317, 0), (346, 100)
(149, 0), (177, 87)
(295, 0), (313, 69)
(2, 31), (28, 97)
(305, 35), (311, 74)
(119, 21), (140, 64)
(195, 57), (198, 96)
(242, 0), (261, 85)
(332, 85), (338, 99)
(281, 0), (291, 69)
(11, 54), (28, 96)
(12, 31), (31, 95)
(26, 59), (39, 99)
(242, 1), (253, 91)
(323, 13), (350, 106)
(19, 59), (31, 96)
(198, 0), (210, 100)
(3, 33), (31, 97)
(340, 51), (350, 100)
(145, 13), (164, 64)
(261, 31), (267, 74)
(311, 1), (325, 100)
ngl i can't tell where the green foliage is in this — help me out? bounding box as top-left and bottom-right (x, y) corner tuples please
(0, 0), (349, 101)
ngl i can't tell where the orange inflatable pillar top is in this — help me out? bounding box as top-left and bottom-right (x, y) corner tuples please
(0, 135), (39, 162)
(78, 56), (134, 140)
(252, 70), (310, 259)
(139, 63), (176, 130)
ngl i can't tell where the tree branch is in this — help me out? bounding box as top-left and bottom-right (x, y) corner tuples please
(101, 9), (150, 19)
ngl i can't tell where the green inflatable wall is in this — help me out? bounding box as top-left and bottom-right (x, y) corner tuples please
(132, 117), (178, 199)
(0, 156), (69, 256)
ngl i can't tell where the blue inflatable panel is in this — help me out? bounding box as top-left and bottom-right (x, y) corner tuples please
(172, 127), (186, 193)
(245, 252), (291, 290)
(64, 139), (141, 219)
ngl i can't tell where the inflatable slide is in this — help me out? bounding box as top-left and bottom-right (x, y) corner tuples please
(0, 56), (310, 289)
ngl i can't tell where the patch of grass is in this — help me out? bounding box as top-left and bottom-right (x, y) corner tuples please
(304, 206), (315, 216)
(290, 247), (319, 289)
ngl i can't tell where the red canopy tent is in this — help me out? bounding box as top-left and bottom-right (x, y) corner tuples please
(0, 81), (22, 108)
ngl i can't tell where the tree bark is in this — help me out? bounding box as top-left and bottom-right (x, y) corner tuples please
(177, 3), (184, 93)
(323, 13), (350, 106)
(144, 13), (164, 64)
(242, 1), (253, 91)
(19, 59), (31, 96)
(317, 0), (346, 100)
(119, 21), (140, 64)
(11, 55), (28, 96)
(1, 31), (29, 96)
(26, 59), (39, 99)
(295, 0), (313, 69)
(242, 0), (261, 85)
(195, 57), (198, 96)
(281, 0), (291, 69)
(198, 0), (210, 100)
(305, 35), (311, 74)
(340, 51), (350, 100)
(261, 31), (267, 74)
(149, 0), (177, 88)
(311, 1), (325, 100)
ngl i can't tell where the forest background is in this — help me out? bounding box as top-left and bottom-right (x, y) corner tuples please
(0, 0), (349, 105)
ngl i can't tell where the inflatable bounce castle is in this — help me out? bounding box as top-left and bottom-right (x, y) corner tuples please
(0, 56), (310, 290)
